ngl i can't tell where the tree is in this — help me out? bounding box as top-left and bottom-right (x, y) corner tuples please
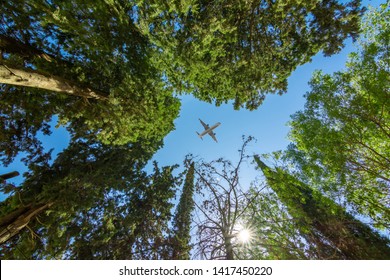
(67, 162), (178, 260)
(0, 137), (179, 259)
(170, 160), (196, 260)
(254, 155), (390, 259)
(190, 136), (257, 260)
(0, 0), (366, 159)
(1, 0), (180, 148)
(0, 138), (129, 246)
(286, 3), (390, 230)
(137, 0), (365, 109)
(0, 0), (181, 258)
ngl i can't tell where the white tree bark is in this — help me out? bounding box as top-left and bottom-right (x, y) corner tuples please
(0, 64), (108, 100)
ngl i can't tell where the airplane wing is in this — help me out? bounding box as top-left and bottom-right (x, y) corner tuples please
(199, 119), (209, 130)
(208, 131), (218, 143)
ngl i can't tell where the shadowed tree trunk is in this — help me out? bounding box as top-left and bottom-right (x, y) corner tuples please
(223, 234), (234, 260)
(0, 202), (53, 244)
(0, 34), (54, 62)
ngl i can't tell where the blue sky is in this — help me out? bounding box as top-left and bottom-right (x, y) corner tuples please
(0, 0), (384, 198)
(147, 47), (348, 188)
(148, 36), (359, 183)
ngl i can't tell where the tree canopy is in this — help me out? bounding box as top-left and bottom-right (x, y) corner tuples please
(1, 0), (388, 261)
(0, 137), (179, 259)
(137, 0), (365, 109)
(286, 2), (390, 230)
(1, 0), (180, 150)
(0, 0), (366, 169)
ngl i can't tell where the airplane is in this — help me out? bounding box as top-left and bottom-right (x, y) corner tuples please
(196, 118), (221, 143)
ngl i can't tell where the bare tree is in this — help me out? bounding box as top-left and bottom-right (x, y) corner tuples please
(190, 136), (262, 259)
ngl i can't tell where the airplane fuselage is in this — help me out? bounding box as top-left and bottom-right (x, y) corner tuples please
(199, 122), (221, 137)
(197, 119), (221, 142)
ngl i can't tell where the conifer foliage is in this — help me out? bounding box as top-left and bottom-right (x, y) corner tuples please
(254, 156), (390, 259)
(138, 0), (365, 109)
(171, 160), (196, 260)
(0, 138), (179, 259)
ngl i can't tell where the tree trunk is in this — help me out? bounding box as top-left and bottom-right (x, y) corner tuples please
(0, 202), (53, 244)
(0, 63), (108, 100)
(224, 236), (234, 260)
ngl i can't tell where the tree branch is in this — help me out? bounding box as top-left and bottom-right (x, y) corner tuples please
(0, 63), (108, 100)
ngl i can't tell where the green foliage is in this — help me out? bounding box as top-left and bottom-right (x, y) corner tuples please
(0, 0), (181, 259)
(287, 3), (390, 230)
(1, 0), (384, 260)
(67, 162), (178, 260)
(237, 187), (309, 260)
(137, 0), (365, 109)
(0, 0), (366, 156)
(1, 0), (180, 151)
(62, 76), (180, 146)
(171, 161), (195, 259)
(254, 155), (390, 259)
(0, 85), (56, 165)
(0, 138), (179, 259)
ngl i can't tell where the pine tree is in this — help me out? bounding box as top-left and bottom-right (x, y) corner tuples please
(171, 161), (195, 260)
(1, 0), (180, 146)
(0, 137), (171, 258)
(254, 155), (390, 259)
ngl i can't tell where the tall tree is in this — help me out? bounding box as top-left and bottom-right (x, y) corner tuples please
(286, 2), (390, 230)
(67, 162), (178, 260)
(254, 155), (390, 259)
(171, 160), (196, 260)
(137, 0), (365, 109)
(0, 0), (181, 259)
(0, 137), (145, 246)
(0, 137), (178, 259)
(1, 0), (180, 148)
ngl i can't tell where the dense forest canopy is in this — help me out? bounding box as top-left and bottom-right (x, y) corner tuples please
(1, 0), (181, 149)
(137, 0), (364, 109)
(1, 1), (389, 259)
(0, 0), (364, 157)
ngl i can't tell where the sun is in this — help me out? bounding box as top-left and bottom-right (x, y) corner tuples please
(237, 229), (252, 243)
(234, 223), (254, 244)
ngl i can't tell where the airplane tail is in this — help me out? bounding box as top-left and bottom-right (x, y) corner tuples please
(196, 132), (203, 140)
